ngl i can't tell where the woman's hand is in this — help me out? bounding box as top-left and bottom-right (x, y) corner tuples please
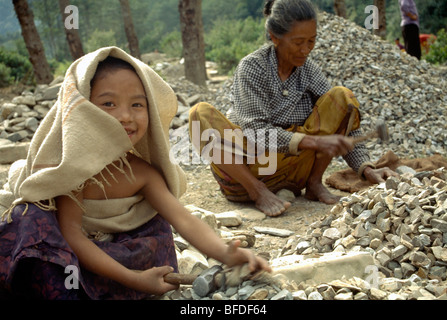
(308, 134), (355, 158)
(363, 166), (398, 184)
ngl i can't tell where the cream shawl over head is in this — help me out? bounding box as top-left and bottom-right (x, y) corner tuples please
(0, 46), (186, 233)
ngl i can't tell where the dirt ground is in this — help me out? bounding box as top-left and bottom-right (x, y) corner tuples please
(178, 162), (351, 259)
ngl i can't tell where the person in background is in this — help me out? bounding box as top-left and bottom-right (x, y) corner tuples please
(399, 0), (421, 60)
(395, 38), (405, 51)
(189, 0), (396, 217)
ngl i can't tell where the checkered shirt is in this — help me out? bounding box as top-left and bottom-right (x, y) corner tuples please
(227, 44), (371, 173)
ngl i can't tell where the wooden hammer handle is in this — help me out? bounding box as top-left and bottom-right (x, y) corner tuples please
(164, 273), (197, 285)
(349, 130), (377, 145)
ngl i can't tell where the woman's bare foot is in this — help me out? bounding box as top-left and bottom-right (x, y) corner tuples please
(304, 180), (340, 205)
(249, 184), (291, 217)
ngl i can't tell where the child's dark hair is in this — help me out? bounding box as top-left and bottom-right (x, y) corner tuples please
(90, 56), (137, 88)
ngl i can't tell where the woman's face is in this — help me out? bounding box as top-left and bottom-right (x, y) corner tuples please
(270, 19), (317, 68)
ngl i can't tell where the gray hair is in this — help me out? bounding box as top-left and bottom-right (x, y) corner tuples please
(264, 0), (318, 39)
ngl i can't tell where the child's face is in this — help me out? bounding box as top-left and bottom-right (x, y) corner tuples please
(90, 68), (149, 146)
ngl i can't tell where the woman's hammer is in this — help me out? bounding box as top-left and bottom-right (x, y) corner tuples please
(349, 119), (389, 145)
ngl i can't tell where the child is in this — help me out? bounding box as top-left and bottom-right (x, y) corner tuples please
(0, 47), (270, 300)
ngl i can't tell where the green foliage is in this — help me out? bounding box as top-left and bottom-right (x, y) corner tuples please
(48, 59), (72, 78)
(425, 29), (447, 65)
(159, 31), (182, 58)
(139, 24), (166, 54)
(205, 17), (265, 74)
(0, 62), (13, 88)
(0, 47), (32, 85)
(84, 29), (117, 54)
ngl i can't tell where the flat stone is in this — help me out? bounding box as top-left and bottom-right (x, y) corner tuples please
(322, 227), (341, 240)
(6, 130), (29, 142)
(11, 95), (35, 106)
(238, 285), (255, 300)
(0, 103), (16, 119)
(270, 289), (293, 300)
(0, 142), (29, 164)
(307, 291), (323, 300)
(271, 252), (374, 286)
(215, 211), (242, 227)
(177, 249), (209, 275)
(253, 226), (294, 237)
(292, 290), (307, 300)
(247, 288), (269, 300)
(370, 287), (388, 300)
(431, 246), (447, 262)
(334, 292), (353, 300)
(431, 219), (447, 233)
(42, 84), (61, 100)
(275, 189), (296, 202)
(233, 208), (266, 221)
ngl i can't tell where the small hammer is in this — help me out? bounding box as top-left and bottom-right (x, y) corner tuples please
(348, 119), (389, 145)
(164, 265), (226, 297)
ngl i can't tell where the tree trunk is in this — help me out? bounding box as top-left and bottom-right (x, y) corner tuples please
(178, 0), (207, 87)
(58, 0), (84, 60)
(13, 0), (53, 84)
(119, 0), (140, 59)
(334, 0), (347, 19)
(374, 0), (386, 39)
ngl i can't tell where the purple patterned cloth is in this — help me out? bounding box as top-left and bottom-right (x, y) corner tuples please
(0, 203), (178, 300)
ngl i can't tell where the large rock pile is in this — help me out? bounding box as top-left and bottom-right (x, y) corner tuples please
(158, 167), (447, 301)
(272, 166), (447, 300)
(311, 13), (447, 162)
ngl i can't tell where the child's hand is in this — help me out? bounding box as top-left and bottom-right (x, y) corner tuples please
(224, 240), (272, 273)
(132, 266), (179, 295)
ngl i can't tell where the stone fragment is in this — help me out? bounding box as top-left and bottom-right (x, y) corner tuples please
(334, 292), (353, 300)
(307, 291), (323, 300)
(431, 219), (447, 232)
(248, 288), (269, 300)
(270, 289), (292, 300)
(12, 95), (35, 106)
(431, 246), (447, 262)
(275, 189), (296, 202)
(292, 290), (307, 300)
(215, 211), (242, 227)
(370, 287), (388, 300)
(0, 142), (29, 164)
(253, 226), (294, 237)
(177, 249), (209, 275)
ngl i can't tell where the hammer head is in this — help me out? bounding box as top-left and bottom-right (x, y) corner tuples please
(375, 119), (389, 142)
(192, 265), (225, 297)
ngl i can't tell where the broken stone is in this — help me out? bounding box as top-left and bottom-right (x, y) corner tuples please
(253, 226), (294, 238)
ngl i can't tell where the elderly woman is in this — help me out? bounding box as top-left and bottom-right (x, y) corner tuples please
(189, 0), (395, 217)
